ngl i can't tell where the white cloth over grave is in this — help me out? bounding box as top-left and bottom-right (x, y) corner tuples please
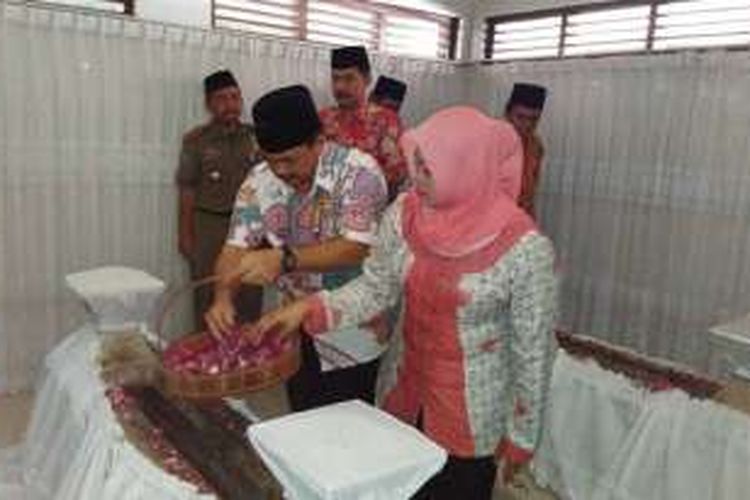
(0, 326), (213, 500)
(65, 266), (166, 333)
(0, 268), (212, 499)
(533, 351), (750, 500)
(248, 400), (448, 500)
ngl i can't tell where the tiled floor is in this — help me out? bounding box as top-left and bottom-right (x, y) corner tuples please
(0, 392), (34, 447)
(499, 473), (559, 500)
(0, 390), (555, 499)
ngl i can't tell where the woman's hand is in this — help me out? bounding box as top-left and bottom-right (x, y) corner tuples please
(501, 459), (525, 486)
(255, 300), (312, 339)
(363, 314), (391, 345)
(497, 437), (533, 487)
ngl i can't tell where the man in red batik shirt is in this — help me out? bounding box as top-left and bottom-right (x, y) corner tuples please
(320, 46), (407, 201)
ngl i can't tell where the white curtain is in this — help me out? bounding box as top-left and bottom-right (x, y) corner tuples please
(467, 52), (750, 369)
(5, 0), (750, 392)
(0, 1), (468, 392)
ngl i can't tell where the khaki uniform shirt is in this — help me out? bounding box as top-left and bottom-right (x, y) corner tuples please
(176, 122), (260, 213)
(175, 121), (263, 323)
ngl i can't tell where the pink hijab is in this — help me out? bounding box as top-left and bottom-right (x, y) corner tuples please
(401, 106), (534, 259)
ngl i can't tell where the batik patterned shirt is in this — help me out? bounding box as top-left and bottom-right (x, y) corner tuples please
(226, 142), (388, 370)
(319, 102), (407, 199)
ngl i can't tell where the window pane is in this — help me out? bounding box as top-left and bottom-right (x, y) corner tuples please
(564, 5), (649, 56)
(383, 14), (446, 58)
(654, 32), (750, 50)
(211, 0), (452, 59)
(39, 0), (128, 13)
(486, 0), (750, 61)
(214, 0), (301, 39)
(655, 0), (750, 50)
(492, 15), (562, 60)
(307, 1), (377, 48)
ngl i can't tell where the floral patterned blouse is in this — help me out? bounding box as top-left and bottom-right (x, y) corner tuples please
(306, 196), (559, 458)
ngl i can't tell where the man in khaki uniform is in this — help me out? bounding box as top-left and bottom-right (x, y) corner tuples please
(176, 70), (263, 328)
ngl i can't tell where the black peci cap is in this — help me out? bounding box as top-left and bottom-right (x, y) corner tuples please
(204, 70), (239, 96)
(331, 45), (371, 75)
(252, 85), (322, 153)
(507, 83), (547, 110)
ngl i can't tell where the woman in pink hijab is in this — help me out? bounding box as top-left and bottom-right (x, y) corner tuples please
(256, 107), (558, 498)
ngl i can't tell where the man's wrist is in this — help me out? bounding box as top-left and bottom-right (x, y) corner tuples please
(214, 286), (234, 303)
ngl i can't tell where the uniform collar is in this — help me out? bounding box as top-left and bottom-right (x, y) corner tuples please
(208, 120), (245, 138)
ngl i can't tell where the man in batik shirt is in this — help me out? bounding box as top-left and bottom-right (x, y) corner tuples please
(505, 83), (548, 219)
(319, 46), (407, 201)
(205, 85), (388, 411)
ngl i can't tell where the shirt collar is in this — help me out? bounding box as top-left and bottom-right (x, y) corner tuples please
(310, 142), (338, 195)
(283, 142), (337, 201)
(335, 102), (369, 121)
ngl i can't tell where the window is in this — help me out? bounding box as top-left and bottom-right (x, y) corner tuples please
(564, 5), (650, 56)
(213, 0), (300, 38)
(486, 0), (750, 61)
(491, 15), (562, 61)
(213, 0), (457, 59)
(33, 0), (134, 14)
(382, 13), (450, 59)
(654, 0), (750, 50)
(306, 1), (378, 48)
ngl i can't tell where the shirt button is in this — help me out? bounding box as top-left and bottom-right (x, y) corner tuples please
(209, 170), (221, 181)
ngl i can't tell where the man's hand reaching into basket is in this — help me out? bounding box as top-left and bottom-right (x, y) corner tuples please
(205, 295), (237, 340)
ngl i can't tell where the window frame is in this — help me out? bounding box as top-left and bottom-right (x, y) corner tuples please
(485, 0), (750, 62)
(33, 0), (135, 15)
(211, 0), (460, 60)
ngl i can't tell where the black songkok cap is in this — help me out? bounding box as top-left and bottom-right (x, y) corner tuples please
(252, 85), (322, 154)
(508, 83), (547, 110)
(372, 76), (407, 110)
(204, 70), (239, 96)
(331, 45), (371, 75)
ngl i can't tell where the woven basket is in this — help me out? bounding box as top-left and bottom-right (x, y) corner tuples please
(162, 333), (300, 400)
(158, 276), (301, 400)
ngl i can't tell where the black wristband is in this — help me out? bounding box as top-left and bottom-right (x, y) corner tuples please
(281, 244), (298, 274)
